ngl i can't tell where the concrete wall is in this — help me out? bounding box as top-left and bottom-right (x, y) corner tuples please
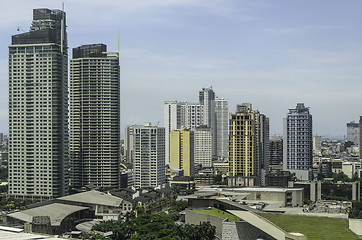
(185, 209), (224, 236)
(310, 181), (322, 202)
(291, 189), (304, 207)
(349, 218), (362, 236)
(228, 210), (286, 240)
(228, 210), (306, 240)
(222, 222), (239, 240)
(245, 192), (286, 206)
(352, 182), (361, 202)
(245, 190), (303, 207)
(222, 221), (276, 240)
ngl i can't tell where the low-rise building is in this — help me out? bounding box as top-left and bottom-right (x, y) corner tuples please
(3, 203), (90, 235)
(186, 187), (304, 208)
(342, 161), (361, 179)
(110, 187), (173, 214)
(213, 162), (229, 174)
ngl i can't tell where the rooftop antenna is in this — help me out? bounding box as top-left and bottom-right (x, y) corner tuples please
(118, 30), (120, 57)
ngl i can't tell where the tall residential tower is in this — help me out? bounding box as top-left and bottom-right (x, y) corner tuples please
(215, 97), (228, 160)
(283, 103), (313, 181)
(125, 123), (165, 188)
(228, 104), (269, 186)
(70, 44), (120, 188)
(8, 9), (69, 199)
(347, 121), (359, 146)
(164, 87), (228, 164)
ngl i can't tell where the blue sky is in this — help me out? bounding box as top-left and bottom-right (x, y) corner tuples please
(0, 0), (361, 138)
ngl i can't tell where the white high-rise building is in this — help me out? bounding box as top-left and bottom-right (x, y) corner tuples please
(164, 101), (203, 165)
(180, 102), (204, 129)
(283, 103), (313, 181)
(194, 127), (212, 168)
(215, 97), (228, 160)
(164, 87), (228, 165)
(125, 123), (165, 188)
(313, 135), (322, 153)
(8, 9), (69, 199)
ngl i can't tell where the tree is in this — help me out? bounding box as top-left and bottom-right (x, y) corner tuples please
(332, 172), (351, 182)
(177, 222), (216, 240)
(170, 200), (188, 212)
(349, 201), (362, 219)
(83, 233), (111, 240)
(351, 172), (359, 182)
(91, 212), (215, 240)
(0, 167), (8, 181)
(92, 220), (129, 240)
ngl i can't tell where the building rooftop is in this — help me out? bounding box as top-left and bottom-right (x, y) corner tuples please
(0, 229), (65, 240)
(58, 190), (122, 207)
(196, 187), (304, 193)
(8, 203), (88, 227)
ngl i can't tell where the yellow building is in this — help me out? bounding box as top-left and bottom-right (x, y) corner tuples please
(170, 128), (195, 177)
(228, 103), (269, 186)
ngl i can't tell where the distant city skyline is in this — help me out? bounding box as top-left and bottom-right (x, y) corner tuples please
(1, 0), (362, 138)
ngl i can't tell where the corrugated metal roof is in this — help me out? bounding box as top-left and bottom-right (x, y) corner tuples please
(0, 229), (67, 240)
(58, 190), (122, 207)
(8, 203), (89, 226)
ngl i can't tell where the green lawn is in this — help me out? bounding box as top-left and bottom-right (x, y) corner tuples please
(193, 208), (244, 222)
(258, 213), (360, 240)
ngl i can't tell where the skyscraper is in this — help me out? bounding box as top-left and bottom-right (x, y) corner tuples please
(70, 44), (120, 188)
(269, 136), (283, 167)
(164, 100), (203, 165)
(199, 86), (217, 157)
(199, 87), (215, 129)
(283, 103), (313, 181)
(346, 121), (359, 146)
(125, 123), (165, 188)
(164, 87), (228, 164)
(194, 126), (212, 168)
(228, 104), (269, 186)
(215, 97), (228, 160)
(170, 128), (195, 177)
(164, 100), (180, 165)
(8, 9), (69, 199)
(360, 116), (362, 160)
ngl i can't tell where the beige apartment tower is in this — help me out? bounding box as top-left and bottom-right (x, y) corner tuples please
(228, 104), (269, 186)
(170, 128), (195, 176)
(70, 44), (120, 188)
